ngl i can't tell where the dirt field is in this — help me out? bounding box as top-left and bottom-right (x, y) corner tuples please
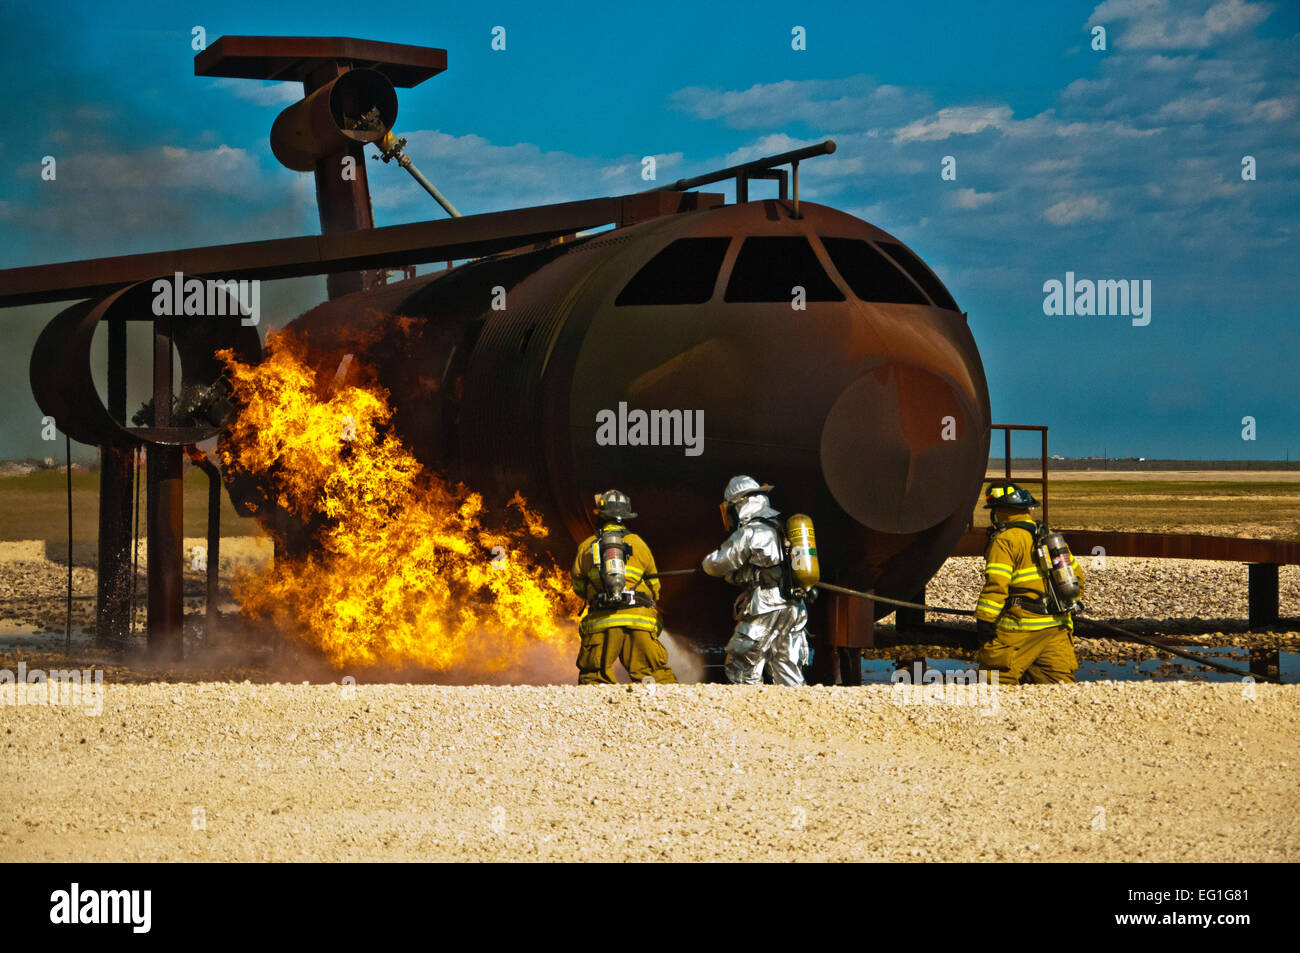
(976, 472), (1300, 540)
(2, 681), (1295, 862)
(6, 470), (1299, 546)
(990, 470), (1300, 482)
(0, 470), (260, 544)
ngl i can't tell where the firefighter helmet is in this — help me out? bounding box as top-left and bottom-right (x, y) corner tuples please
(983, 480), (1039, 509)
(720, 475), (778, 530)
(593, 489), (637, 521)
(723, 474), (775, 505)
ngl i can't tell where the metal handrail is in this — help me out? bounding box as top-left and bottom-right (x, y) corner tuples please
(984, 423), (1050, 526)
(647, 140), (836, 216)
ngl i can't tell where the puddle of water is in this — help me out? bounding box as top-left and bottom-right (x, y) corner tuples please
(860, 648), (1296, 684)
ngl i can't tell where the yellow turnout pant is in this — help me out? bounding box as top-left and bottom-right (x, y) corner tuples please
(576, 625), (677, 685)
(976, 623), (1077, 685)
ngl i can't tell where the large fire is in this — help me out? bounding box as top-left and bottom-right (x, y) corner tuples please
(217, 333), (581, 679)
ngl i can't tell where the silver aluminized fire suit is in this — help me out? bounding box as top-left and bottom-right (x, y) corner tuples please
(702, 492), (809, 686)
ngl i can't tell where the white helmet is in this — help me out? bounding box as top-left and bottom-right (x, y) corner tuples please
(720, 475), (779, 529)
(723, 474), (774, 504)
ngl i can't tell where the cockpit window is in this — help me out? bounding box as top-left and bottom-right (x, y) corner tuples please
(876, 241), (960, 311)
(723, 236), (845, 303)
(820, 238), (930, 305)
(615, 237), (731, 306)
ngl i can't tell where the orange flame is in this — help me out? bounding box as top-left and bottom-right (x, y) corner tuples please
(218, 333), (581, 678)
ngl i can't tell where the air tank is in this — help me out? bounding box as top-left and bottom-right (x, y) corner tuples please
(786, 514), (820, 591)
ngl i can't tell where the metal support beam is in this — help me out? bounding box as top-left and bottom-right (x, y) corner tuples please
(1250, 647), (1281, 682)
(826, 589), (874, 648)
(0, 193), (708, 308)
(1248, 563), (1280, 632)
(96, 447), (134, 647)
(837, 648), (863, 686)
(96, 316), (134, 648)
(895, 586), (926, 632)
(303, 61), (381, 300)
(953, 528), (1300, 564)
(811, 587), (874, 685)
(809, 637), (834, 685)
(146, 447), (184, 660)
(188, 450), (223, 646)
(147, 318), (183, 659)
(741, 168), (787, 200)
(987, 424), (1050, 526)
(1041, 428), (1050, 527)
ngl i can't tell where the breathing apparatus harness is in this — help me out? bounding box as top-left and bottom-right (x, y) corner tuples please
(754, 517), (794, 597)
(988, 518), (1083, 617)
(589, 523), (656, 611)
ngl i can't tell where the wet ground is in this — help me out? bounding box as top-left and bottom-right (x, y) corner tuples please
(858, 650), (1298, 684)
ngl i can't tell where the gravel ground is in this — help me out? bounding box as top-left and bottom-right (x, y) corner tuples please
(4, 552), (1299, 672)
(1, 681), (1295, 862)
(900, 557), (1300, 663)
(4, 551), (1297, 643)
(926, 557), (1300, 624)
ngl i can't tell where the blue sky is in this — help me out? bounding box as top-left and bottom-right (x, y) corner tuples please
(1, 0), (1297, 460)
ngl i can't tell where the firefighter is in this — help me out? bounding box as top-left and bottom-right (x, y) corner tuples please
(571, 490), (676, 685)
(974, 480), (1085, 684)
(702, 475), (810, 686)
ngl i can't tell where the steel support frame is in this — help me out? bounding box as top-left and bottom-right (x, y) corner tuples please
(147, 317), (184, 659)
(96, 316), (135, 648)
(1248, 563), (1280, 632)
(991, 423), (1049, 527)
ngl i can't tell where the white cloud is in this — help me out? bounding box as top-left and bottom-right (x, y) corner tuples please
(1026, 158), (1082, 174)
(670, 75), (930, 131)
(1090, 0), (1272, 50)
(1043, 195), (1111, 225)
(208, 77), (302, 108)
(952, 264), (1021, 289)
(892, 106), (1013, 144)
(949, 188), (998, 210)
(1063, 77), (1112, 100)
(1143, 53), (1197, 70)
(1251, 97), (1296, 120)
(841, 203), (887, 223)
(1155, 94), (1231, 120)
(49, 144), (262, 196)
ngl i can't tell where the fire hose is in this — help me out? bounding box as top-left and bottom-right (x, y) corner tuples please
(646, 569), (1282, 684)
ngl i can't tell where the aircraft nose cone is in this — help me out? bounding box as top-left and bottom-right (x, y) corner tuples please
(820, 362), (982, 534)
